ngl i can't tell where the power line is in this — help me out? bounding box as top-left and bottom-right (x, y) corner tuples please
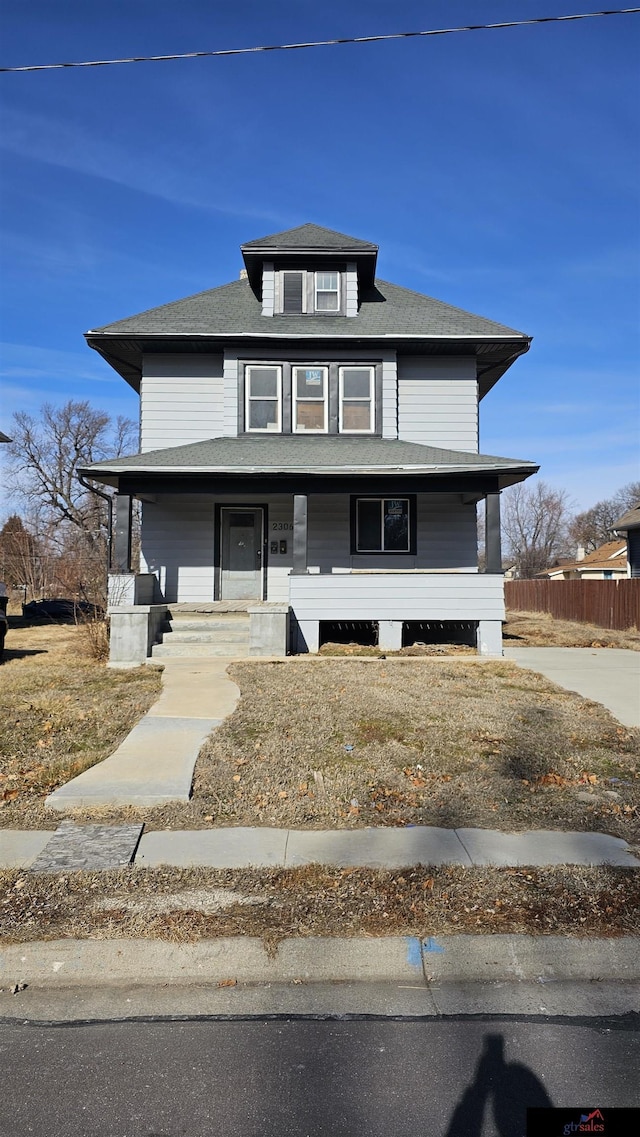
(1, 8), (639, 74)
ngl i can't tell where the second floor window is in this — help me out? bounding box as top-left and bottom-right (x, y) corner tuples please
(246, 365), (282, 431)
(339, 366), (374, 432)
(294, 367), (328, 432)
(242, 361), (378, 434)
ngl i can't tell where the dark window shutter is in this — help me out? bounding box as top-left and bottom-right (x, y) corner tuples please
(283, 272), (304, 313)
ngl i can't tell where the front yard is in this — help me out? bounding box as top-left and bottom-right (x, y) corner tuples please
(2, 623), (638, 945)
(1, 625), (638, 847)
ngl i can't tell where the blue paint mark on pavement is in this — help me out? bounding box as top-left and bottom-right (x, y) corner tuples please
(423, 937), (445, 954)
(405, 937), (422, 969)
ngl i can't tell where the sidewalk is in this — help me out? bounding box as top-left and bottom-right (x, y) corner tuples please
(45, 658), (240, 809)
(504, 646), (640, 727)
(2, 822), (638, 871)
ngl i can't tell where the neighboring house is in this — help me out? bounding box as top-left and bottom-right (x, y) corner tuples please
(0, 432), (11, 443)
(540, 540), (628, 581)
(612, 504), (640, 578)
(80, 223), (538, 658)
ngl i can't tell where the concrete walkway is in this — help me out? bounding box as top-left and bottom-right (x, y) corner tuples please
(45, 659), (240, 810)
(504, 646), (640, 727)
(2, 823), (638, 870)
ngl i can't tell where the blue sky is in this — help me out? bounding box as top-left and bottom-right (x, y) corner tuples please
(1, 1), (639, 515)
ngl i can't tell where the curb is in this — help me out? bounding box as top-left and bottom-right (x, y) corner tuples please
(2, 935), (639, 989)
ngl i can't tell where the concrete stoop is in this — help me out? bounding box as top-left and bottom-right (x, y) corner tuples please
(152, 612), (251, 659)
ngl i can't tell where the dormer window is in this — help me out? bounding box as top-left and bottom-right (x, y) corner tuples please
(276, 270), (343, 315)
(315, 272), (339, 312)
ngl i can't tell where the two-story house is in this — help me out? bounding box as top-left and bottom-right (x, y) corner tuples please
(80, 223), (538, 661)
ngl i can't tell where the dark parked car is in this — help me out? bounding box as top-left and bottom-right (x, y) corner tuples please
(21, 598), (103, 622)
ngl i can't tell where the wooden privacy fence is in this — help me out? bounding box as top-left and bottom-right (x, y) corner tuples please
(505, 579), (640, 631)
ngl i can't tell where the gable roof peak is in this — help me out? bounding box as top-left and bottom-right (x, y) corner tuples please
(241, 222), (378, 253)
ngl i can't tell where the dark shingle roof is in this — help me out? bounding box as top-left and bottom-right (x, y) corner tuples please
(88, 277), (526, 340)
(82, 435), (537, 477)
(612, 504), (640, 531)
(241, 223), (377, 252)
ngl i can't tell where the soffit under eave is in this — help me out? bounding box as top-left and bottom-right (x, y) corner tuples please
(85, 335), (529, 394)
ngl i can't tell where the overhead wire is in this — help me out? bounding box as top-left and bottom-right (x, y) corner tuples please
(1, 8), (639, 74)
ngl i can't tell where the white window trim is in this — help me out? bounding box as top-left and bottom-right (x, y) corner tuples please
(355, 497), (411, 553)
(339, 365), (375, 434)
(245, 365), (282, 433)
(314, 271), (340, 312)
(293, 366), (329, 434)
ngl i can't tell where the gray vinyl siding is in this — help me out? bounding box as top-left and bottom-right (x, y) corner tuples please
(261, 262), (275, 317)
(223, 351), (239, 437)
(397, 356), (479, 452)
(140, 355), (224, 452)
(345, 262), (358, 317)
(140, 496), (216, 603)
(290, 572), (504, 622)
(381, 351), (398, 439)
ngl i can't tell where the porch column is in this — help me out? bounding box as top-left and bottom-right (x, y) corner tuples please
(113, 493), (132, 573)
(485, 492), (503, 574)
(292, 494), (308, 575)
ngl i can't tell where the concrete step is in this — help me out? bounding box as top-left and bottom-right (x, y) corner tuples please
(167, 616), (250, 632)
(165, 628), (250, 644)
(151, 642), (251, 658)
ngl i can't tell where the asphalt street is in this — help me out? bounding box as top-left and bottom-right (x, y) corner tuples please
(1, 1013), (638, 1136)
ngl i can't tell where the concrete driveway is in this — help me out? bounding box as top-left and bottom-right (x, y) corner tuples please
(503, 647), (640, 728)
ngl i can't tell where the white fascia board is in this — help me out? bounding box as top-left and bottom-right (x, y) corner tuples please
(87, 331), (529, 342)
(88, 462), (529, 476)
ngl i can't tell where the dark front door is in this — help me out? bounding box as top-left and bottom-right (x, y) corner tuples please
(220, 508), (264, 600)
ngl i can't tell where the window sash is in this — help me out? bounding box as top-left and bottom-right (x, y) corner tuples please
(355, 498), (411, 553)
(339, 366), (374, 433)
(245, 366), (282, 432)
(293, 366), (328, 433)
(315, 271), (339, 312)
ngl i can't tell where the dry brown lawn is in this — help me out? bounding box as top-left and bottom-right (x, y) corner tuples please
(504, 610), (640, 650)
(0, 620), (161, 822)
(1, 863), (637, 945)
(2, 625), (638, 847)
(187, 659), (640, 843)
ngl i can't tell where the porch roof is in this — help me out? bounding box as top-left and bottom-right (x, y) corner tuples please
(80, 435), (538, 489)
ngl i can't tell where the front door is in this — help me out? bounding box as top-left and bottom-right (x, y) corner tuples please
(220, 508), (264, 600)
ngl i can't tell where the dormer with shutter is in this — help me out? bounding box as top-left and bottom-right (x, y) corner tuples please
(240, 223), (377, 318)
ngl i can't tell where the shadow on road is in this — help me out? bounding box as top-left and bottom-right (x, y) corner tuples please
(444, 1033), (553, 1136)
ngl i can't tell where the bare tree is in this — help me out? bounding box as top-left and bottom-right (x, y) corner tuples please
(502, 480), (573, 578)
(569, 481), (640, 553)
(5, 401), (136, 602)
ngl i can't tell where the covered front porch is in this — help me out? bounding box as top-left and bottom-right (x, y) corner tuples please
(80, 434), (537, 662)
